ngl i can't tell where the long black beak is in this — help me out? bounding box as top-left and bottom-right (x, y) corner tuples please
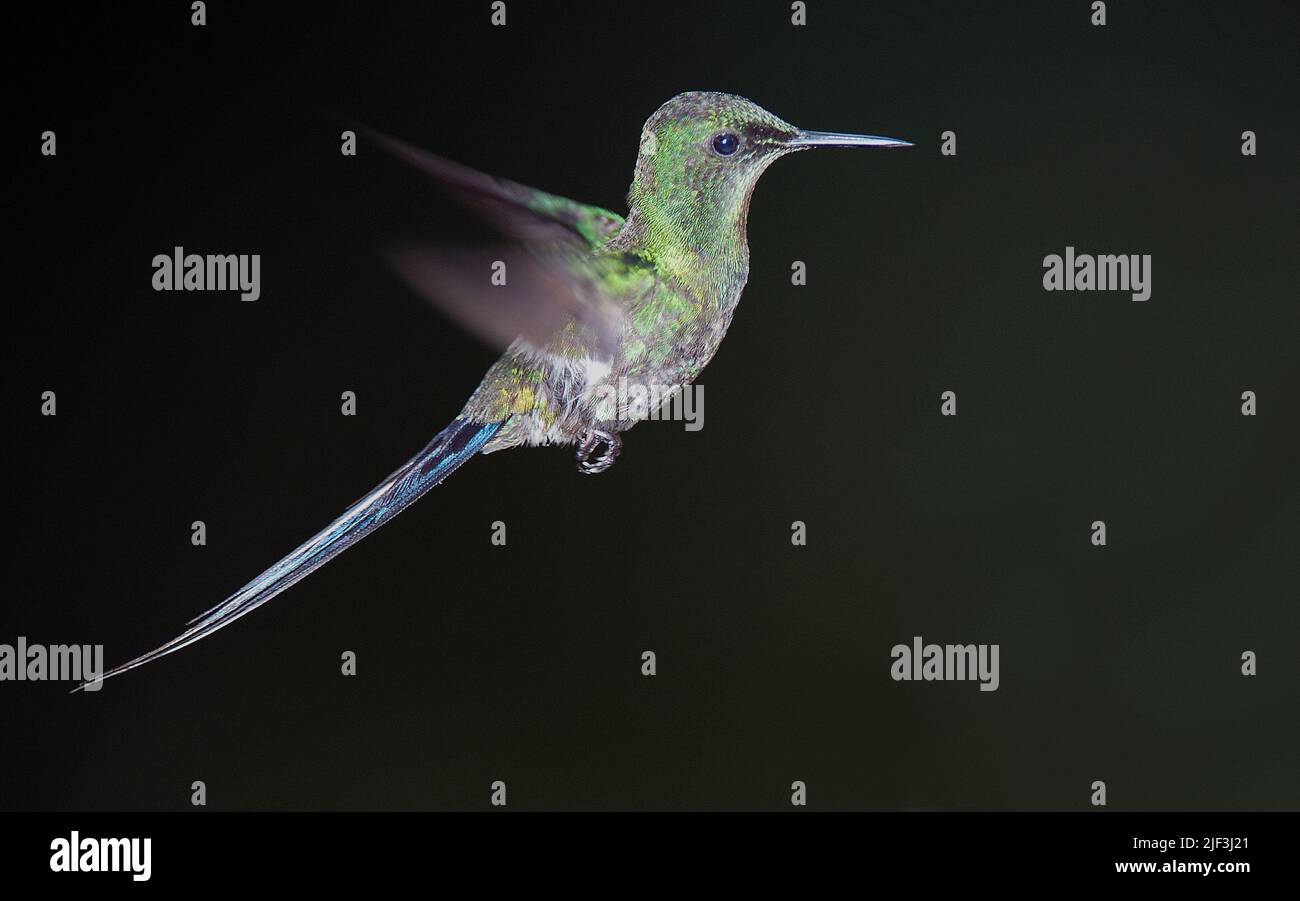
(789, 129), (912, 148)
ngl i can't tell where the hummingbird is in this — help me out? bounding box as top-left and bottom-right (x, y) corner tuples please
(83, 91), (910, 688)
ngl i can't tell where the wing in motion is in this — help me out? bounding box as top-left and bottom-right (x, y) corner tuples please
(356, 121), (632, 359)
(352, 121), (625, 247)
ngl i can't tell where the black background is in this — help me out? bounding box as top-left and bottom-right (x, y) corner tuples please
(4, 1), (1297, 811)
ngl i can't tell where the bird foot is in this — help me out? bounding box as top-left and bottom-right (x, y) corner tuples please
(575, 429), (621, 475)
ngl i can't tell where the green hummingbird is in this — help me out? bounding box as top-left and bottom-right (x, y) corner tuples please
(84, 91), (910, 688)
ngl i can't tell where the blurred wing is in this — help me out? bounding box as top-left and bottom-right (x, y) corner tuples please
(353, 121), (632, 358)
(384, 242), (626, 359)
(356, 122), (625, 248)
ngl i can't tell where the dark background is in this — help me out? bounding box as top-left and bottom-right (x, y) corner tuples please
(4, 1), (1297, 810)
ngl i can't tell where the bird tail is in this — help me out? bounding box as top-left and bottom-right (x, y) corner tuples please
(75, 417), (502, 691)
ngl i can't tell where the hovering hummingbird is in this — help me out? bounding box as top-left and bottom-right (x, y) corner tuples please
(83, 92), (910, 688)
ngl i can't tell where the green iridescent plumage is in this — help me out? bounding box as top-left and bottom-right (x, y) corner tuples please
(460, 92), (879, 453)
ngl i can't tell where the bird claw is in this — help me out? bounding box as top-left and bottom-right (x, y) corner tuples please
(575, 429), (621, 475)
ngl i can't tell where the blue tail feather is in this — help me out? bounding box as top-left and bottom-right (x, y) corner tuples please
(77, 418), (501, 690)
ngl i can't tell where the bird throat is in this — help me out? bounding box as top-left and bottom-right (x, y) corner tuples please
(615, 183), (753, 309)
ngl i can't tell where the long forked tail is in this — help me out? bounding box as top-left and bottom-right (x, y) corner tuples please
(77, 418), (502, 691)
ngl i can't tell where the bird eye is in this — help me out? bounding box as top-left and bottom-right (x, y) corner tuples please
(712, 132), (740, 156)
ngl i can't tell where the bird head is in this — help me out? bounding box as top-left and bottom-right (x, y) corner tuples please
(624, 91), (910, 253)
